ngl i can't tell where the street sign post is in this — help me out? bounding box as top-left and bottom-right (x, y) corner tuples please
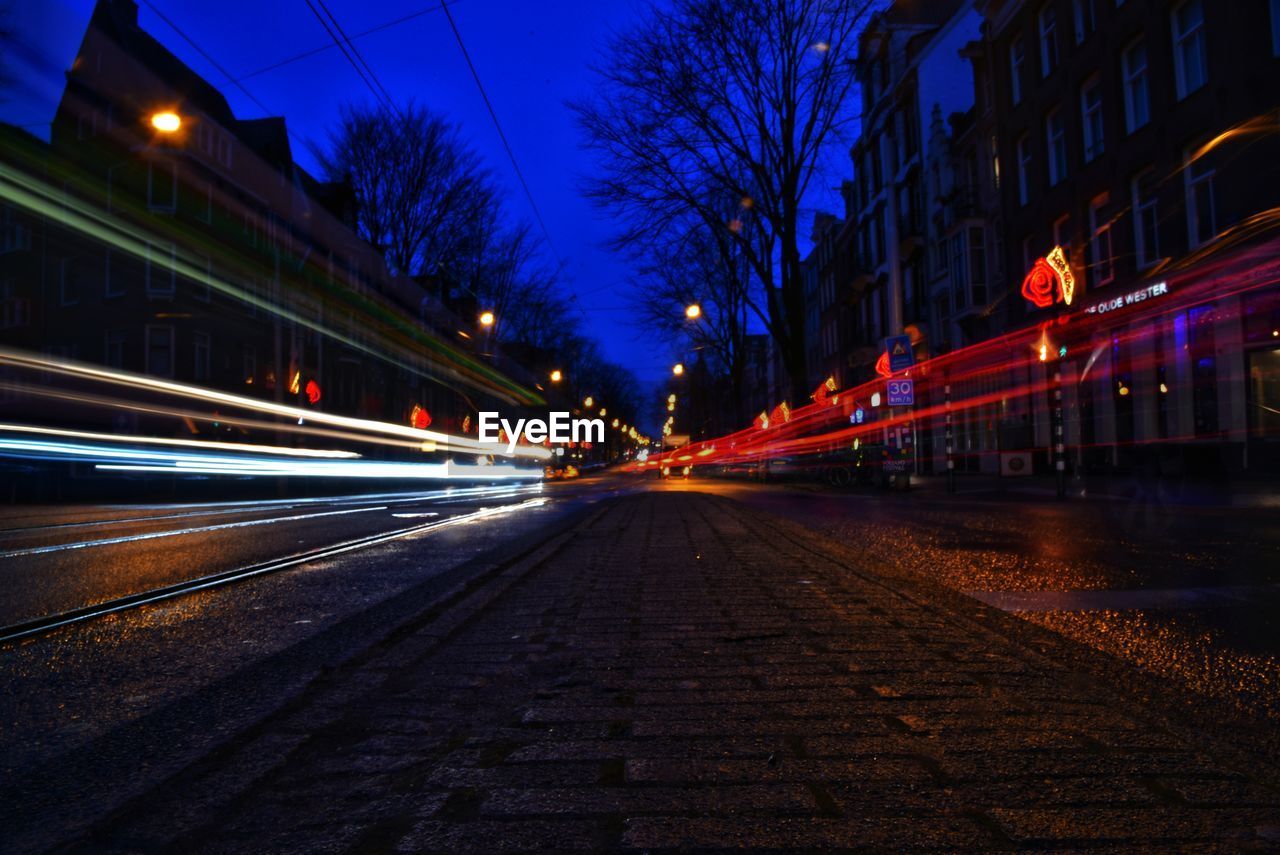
(887, 378), (914, 407)
(884, 335), (914, 372)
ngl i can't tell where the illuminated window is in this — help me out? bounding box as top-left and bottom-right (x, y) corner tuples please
(1185, 147), (1216, 248)
(1131, 169), (1159, 268)
(145, 242), (176, 297)
(104, 330), (126, 369)
(1172, 0), (1207, 100)
(1045, 107), (1067, 186)
(1089, 194), (1114, 287)
(1073, 0), (1095, 43)
(1080, 76), (1104, 161)
(145, 326), (174, 377)
(1121, 38), (1149, 132)
(1016, 134), (1031, 206)
(147, 161), (176, 212)
(1039, 3), (1059, 76)
(193, 332), (210, 382)
(1009, 34), (1025, 104)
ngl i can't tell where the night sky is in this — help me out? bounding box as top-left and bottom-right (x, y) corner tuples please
(5, 0), (840, 389)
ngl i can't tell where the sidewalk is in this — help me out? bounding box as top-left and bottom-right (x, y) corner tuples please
(82, 492), (1280, 852)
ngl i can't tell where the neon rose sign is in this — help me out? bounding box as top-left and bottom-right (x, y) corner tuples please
(1021, 245), (1076, 308)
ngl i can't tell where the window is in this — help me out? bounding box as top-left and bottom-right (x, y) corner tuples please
(58, 257), (79, 306)
(105, 250), (125, 298)
(194, 256), (212, 302)
(1185, 148), (1216, 248)
(1172, 0), (1207, 99)
(1053, 213), (1071, 250)
(1016, 134), (1031, 206)
(1089, 193), (1114, 286)
(950, 233), (968, 301)
(1132, 168), (1160, 268)
(145, 326), (174, 377)
(147, 161), (176, 212)
(1009, 35), (1025, 105)
(195, 181), (213, 223)
(1080, 76), (1104, 161)
(1073, 0), (1095, 43)
(990, 134), (1001, 190)
(1272, 0), (1280, 56)
(193, 332), (211, 382)
(0, 205), (31, 253)
(1039, 3), (1059, 76)
(1046, 107), (1067, 186)
(1121, 39), (1150, 132)
(243, 346), (257, 385)
(146, 242), (176, 296)
(969, 226), (988, 305)
(104, 330), (126, 369)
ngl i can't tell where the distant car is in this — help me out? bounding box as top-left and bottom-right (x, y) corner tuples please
(543, 464), (580, 481)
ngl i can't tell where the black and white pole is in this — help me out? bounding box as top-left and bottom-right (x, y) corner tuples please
(944, 381), (956, 494)
(1052, 369), (1066, 499)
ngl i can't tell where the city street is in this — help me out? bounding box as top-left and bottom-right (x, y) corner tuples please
(2, 473), (1279, 850)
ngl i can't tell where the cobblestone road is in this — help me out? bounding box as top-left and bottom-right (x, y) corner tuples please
(83, 492), (1280, 852)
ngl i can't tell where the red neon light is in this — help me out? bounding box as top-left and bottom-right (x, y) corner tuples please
(304, 379), (321, 405)
(875, 351), (891, 377)
(1022, 252), (1068, 309)
(410, 404), (432, 430)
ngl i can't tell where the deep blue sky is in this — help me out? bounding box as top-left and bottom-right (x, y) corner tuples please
(6, 0), (842, 388)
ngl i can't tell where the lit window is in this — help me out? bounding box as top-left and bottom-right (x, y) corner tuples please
(1089, 194), (1114, 286)
(1009, 34), (1025, 104)
(1185, 146), (1216, 248)
(1131, 168), (1160, 268)
(1038, 3), (1059, 76)
(1073, 0), (1095, 43)
(1121, 38), (1149, 132)
(145, 242), (176, 296)
(145, 326), (174, 377)
(1045, 107), (1067, 186)
(1016, 134), (1032, 206)
(1080, 76), (1105, 161)
(1172, 0), (1207, 99)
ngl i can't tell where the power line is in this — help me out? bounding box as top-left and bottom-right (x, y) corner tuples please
(138, 0), (275, 118)
(237, 1), (466, 83)
(436, 0), (564, 273)
(303, 0), (397, 115)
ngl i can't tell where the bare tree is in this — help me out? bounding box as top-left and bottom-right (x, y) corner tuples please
(574, 0), (870, 399)
(314, 102), (495, 277)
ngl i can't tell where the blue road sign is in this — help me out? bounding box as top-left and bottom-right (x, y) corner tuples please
(887, 378), (914, 407)
(885, 335), (914, 371)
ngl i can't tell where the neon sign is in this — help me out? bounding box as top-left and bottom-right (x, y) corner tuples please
(1022, 245), (1076, 308)
(1084, 281), (1169, 315)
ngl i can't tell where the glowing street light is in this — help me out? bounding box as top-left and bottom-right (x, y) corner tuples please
(550, 369), (562, 383)
(583, 396), (594, 408)
(598, 408), (606, 417)
(685, 303), (701, 320)
(479, 310), (495, 327)
(150, 111), (182, 133)
(672, 363), (684, 376)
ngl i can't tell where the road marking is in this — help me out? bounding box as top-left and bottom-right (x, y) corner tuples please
(966, 584), (1280, 612)
(0, 506), (387, 558)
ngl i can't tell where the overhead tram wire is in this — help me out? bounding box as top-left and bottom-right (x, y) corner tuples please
(303, 0), (400, 119)
(237, 0), (467, 83)
(436, 0), (566, 280)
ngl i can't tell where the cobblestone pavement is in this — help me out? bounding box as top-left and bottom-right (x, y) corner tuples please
(82, 492), (1280, 852)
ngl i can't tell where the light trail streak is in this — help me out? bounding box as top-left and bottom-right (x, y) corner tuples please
(0, 347), (553, 461)
(0, 505), (388, 558)
(0, 423), (360, 458)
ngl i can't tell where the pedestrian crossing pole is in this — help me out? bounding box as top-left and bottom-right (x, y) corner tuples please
(1051, 369), (1066, 499)
(944, 381), (956, 494)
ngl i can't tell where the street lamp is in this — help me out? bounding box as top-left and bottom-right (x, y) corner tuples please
(583, 396), (594, 408)
(479, 310), (495, 327)
(672, 363), (684, 376)
(150, 111), (182, 133)
(685, 303), (701, 320)
(550, 369), (562, 383)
